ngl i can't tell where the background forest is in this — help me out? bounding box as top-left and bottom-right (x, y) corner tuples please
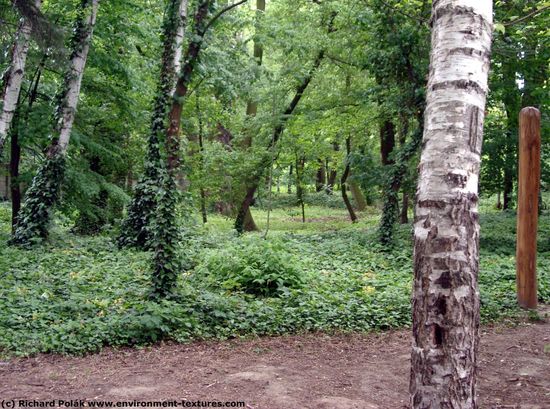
(0, 0), (548, 355)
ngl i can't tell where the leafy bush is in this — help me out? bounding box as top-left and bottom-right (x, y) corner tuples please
(195, 237), (306, 297)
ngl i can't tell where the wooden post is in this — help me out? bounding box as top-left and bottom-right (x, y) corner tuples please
(516, 107), (541, 309)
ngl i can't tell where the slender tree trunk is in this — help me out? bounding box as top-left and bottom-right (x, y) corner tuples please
(53, 0), (99, 155)
(197, 95), (207, 224)
(287, 165), (293, 194)
(380, 119), (396, 166)
(341, 137), (357, 223)
(503, 168), (513, 210)
(399, 116), (409, 224)
(400, 192), (409, 224)
(295, 155), (306, 222)
(0, 0), (41, 159)
(11, 0), (100, 246)
(410, 1), (493, 408)
(315, 159), (325, 192)
(173, 0), (189, 86)
(9, 114), (21, 231)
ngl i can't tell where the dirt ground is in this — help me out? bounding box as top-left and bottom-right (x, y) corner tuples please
(1, 316), (549, 409)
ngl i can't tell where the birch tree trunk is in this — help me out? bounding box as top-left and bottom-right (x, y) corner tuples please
(173, 0), (189, 89)
(52, 0), (99, 155)
(410, 1), (493, 408)
(10, 0), (100, 246)
(0, 0), (42, 159)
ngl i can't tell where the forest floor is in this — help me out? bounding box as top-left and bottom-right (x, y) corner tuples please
(2, 311), (549, 409)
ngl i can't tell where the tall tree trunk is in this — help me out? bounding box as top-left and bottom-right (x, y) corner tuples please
(0, 0), (41, 159)
(11, 0), (99, 246)
(341, 137), (357, 223)
(315, 159), (325, 192)
(165, 0), (211, 174)
(287, 165), (293, 194)
(410, 1), (493, 408)
(295, 155), (306, 222)
(117, 0), (189, 248)
(9, 113), (21, 231)
(400, 192), (409, 224)
(197, 95), (207, 224)
(52, 0), (99, 155)
(502, 169), (513, 210)
(399, 115), (409, 224)
(380, 119), (395, 166)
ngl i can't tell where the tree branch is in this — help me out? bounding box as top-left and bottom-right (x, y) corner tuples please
(504, 5), (549, 26)
(202, 0), (248, 35)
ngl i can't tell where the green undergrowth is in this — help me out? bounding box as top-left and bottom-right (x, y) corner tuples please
(0, 201), (549, 356)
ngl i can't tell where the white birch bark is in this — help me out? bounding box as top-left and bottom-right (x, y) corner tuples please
(410, 1), (493, 408)
(172, 0), (189, 86)
(0, 0), (42, 157)
(55, 0), (100, 155)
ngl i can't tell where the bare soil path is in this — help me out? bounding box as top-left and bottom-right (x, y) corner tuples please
(1, 318), (549, 409)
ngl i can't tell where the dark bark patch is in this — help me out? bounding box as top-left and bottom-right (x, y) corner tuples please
(431, 79), (485, 96)
(418, 199), (446, 209)
(432, 324), (444, 346)
(435, 296), (447, 316)
(432, 236), (458, 252)
(445, 172), (467, 188)
(448, 47), (489, 59)
(435, 271), (452, 289)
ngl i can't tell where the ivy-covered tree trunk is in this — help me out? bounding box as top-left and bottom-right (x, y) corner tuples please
(410, 1), (492, 408)
(117, 0), (189, 249)
(151, 0), (211, 297)
(10, 0), (99, 246)
(0, 0), (41, 159)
